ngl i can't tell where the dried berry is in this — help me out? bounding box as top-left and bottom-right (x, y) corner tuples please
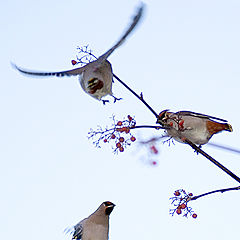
(174, 191), (180, 196)
(116, 142), (121, 148)
(130, 136), (136, 142)
(192, 213), (197, 219)
(117, 121), (122, 126)
(176, 209), (182, 215)
(71, 60), (77, 65)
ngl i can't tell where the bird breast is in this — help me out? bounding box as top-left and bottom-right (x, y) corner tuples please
(82, 221), (109, 240)
(78, 61), (113, 100)
(165, 114), (210, 145)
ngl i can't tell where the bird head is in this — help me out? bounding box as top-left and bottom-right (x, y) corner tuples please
(103, 201), (115, 216)
(157, 109), (170, 125)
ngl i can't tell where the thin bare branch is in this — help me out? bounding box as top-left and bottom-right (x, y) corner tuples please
(185, 139), (240, 184)
(190, 186), (240, 201)
(113, 74), (159, 119)
(131, 125), (168, 130)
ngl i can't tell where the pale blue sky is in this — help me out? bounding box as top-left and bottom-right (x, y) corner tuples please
(1, 1), (240, 240)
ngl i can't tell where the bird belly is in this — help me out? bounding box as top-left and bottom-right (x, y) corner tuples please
(82, 224), (108, 240)
(79, 65), (113, 100)
(166, 116), (210, 145)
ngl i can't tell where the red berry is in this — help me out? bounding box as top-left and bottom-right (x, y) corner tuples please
(130, 136), (136, 142)
(119, 147), (124, 152)
(71, 60), (77, 65)
(152, 161), (157, 165)
(122, 127), (127, 132)
(150, 145), (158, 154)
(169, 122), (173, 127)
(116, 142), (121, 148)
(104, 139), (107, 143)
(179, 119), (184, 128)
(189, 193), (193, 196)
(111, 134), (116, 139)
(192, 213), (197, 219)
(180, 203), (186, 209)
(125, 128), (130, 134)
(176, 209), (182, 215)
(117, 121), (122, 126)
(174, 191), (180, 196)
(128, 115), (133, 121)
(116, 127), (123, 132)
(119, 137), (124, 142)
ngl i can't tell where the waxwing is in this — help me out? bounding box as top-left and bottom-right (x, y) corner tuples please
(13, 4), (144, 102)
(69, 201), (115, 240)
(157, 110), (233, 146)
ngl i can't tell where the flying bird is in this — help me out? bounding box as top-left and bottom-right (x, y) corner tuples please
(157, 110), (233, 146)
(13, 4), (145, 103)
(67, 201), (115, 240)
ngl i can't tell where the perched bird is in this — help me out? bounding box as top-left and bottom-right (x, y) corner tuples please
(12, 4), (144, 103)
(157, 110), (233, 146)
(69, 201), (115, 240)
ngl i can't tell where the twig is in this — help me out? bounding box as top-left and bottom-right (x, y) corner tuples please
(185, 139), (240, 184)
(113, 73), (159, 119)
(191, 185), (240, 201)
(131, 125), (168, 130)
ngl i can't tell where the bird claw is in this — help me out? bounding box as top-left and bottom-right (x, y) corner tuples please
(112, 96), (122, 103)
(101, 96), (122, 105)
(194, 145), (202, 155)
(102, 99), (110, 105)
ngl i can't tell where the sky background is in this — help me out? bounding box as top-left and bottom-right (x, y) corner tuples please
(1, 0), (240, 239)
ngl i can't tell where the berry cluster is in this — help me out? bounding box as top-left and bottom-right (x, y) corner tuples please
(169, 189), (197, 219)
(88, 115), (137, 153)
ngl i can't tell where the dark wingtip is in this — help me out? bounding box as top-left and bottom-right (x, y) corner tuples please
(11, 62), (18, 70)
(133, 2), (146, 26)
(138, 2), (146, 14)
(11, 62), (28, 75)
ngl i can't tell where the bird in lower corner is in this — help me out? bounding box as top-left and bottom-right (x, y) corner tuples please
(67, 201), (115, 240)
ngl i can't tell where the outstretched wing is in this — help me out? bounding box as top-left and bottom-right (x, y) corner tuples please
(176, 111), (228, 122)
(13, 4), (144, 78)
(12, 63), (85, 77)
(98, 3), (145, 62)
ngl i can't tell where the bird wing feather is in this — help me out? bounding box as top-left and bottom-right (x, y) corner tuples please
(72, 221), (83, 240)
(176, 111), (228, 122)
(12, 63), (85, 77)
(97, 3), (145, 63)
